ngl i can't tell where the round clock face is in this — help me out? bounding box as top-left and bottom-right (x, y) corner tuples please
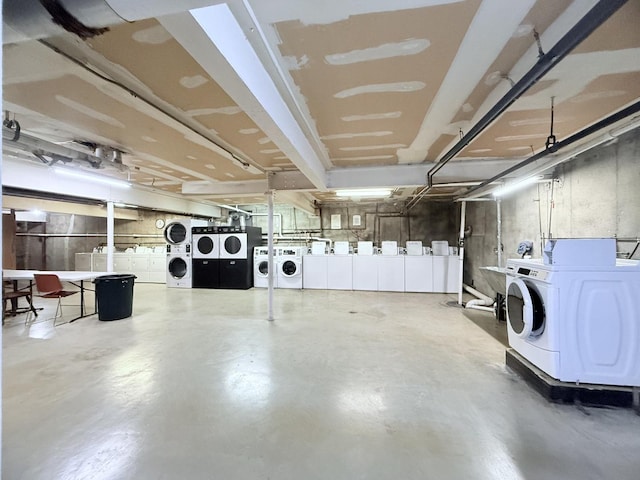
(155, 219), (165, 229)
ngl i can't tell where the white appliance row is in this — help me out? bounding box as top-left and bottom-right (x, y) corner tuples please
(301, 254), (460, 293)
(254, 246), (304, 289)
(75, 252), (166, 283)
(505, 238), (640, 387)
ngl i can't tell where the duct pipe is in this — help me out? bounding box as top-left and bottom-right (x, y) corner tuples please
(462, 105), (640, 199)
(457, 201), (466, 306)
(425, 0), (628, 188)
(2, 126), (107, 168)
(3, 0), (223, 44)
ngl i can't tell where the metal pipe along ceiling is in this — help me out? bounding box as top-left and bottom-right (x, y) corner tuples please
(3, 0), (222, 43)
(403, 0), (629, 211)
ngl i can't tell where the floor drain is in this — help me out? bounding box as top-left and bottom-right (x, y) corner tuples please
(349, 311), (357, 314)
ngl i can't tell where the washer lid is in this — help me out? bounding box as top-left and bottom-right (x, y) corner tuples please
(507, 278), (545, 338)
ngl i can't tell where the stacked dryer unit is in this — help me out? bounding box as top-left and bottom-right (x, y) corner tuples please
(165, 219), (207, 288)
(192, 226), (220, 288)
(218, 226), (262, 289)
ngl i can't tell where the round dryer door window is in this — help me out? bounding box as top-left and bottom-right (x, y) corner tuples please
(281, 260), (298, 276)
(165, 223), (187, 244)
(224, 236), (242, 255)
(258, 260), (269, 276)
(507, 278), (545, 338)
(168, 257), (188, 279)
(198, 236), (214, 255)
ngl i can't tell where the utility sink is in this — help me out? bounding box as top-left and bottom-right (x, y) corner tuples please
(479, 266), (508, 296)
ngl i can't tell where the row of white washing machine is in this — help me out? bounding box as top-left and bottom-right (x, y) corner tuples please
(253, 246), (304, 289)
(505, 238), (640, 387)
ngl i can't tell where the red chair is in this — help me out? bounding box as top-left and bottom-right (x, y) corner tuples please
(33, 274), (80, 326)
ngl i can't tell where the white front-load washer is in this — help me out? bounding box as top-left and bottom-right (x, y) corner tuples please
(506, 254), (640, 387)
(254, 246), (277, 288)
(166, 245), (193, 288)
(278, 247), (303, 289)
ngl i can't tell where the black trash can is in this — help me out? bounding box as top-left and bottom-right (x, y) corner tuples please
(93, 274), (136, 321)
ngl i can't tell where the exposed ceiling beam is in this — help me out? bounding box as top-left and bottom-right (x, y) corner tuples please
(160, 5), (328, 190)
(399, 0), (537, 163)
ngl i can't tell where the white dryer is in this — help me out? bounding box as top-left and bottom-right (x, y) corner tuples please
(506, 239), (640, 387)
(192, 226), (219, 289)
(254, 246), (277, 288)
(167, 245), (193, 288)
(278, 246), (303, 289)
(164, 219), (207, 247)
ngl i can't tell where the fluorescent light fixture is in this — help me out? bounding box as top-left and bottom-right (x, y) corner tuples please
(335, 189), (392, 198)
(55, 168), (131, 189)
(493, 175), (542, 197)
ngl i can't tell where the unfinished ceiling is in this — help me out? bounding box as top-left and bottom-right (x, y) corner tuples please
(3, 0), (640, 210)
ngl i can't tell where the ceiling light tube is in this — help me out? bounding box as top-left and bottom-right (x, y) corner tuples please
(492, 175), (542, 197)
(335, 189), (392, 198)
(55, 168), (131, 189)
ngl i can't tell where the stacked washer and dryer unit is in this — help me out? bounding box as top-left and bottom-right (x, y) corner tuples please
(506, 238), (640, 387)
(218, 226), (263, 289)
(165, 219), (208, 288)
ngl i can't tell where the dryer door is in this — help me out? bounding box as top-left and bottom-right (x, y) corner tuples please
(168, 257), (188, 279)
(165, 222), (187, 245)
(196, 236), (214, 256)
(507, 277), (545, 338)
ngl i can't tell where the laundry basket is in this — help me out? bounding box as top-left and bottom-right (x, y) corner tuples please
(93, 274), (136, 321)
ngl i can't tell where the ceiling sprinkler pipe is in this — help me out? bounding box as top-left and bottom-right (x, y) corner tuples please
(426, 0), (628, 187)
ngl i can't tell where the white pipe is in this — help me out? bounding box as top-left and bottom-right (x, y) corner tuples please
(465, 304), (495, 313)
(457, 201), (466, 306)
(267, 190), (274, 322)
(463, 282), (495, 313)
(463, 283), (493, 304)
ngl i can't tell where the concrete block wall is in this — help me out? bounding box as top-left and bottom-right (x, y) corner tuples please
(464, 127), (640, 297)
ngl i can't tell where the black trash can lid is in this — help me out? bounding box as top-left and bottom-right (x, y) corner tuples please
(93, 274), (137, 283)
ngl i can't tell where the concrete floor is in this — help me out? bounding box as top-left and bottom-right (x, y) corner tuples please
(3, 284), (640, 479)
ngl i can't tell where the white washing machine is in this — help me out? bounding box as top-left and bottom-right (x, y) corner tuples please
(167, 245), (193, 288)
(506, 239), (640, 387)
(278, 246), (303, 289)
(302, 250), (328, 289)
(327, 254), (353, 290)
(254, 246), (277, 288)
(378, 251), (405, 292)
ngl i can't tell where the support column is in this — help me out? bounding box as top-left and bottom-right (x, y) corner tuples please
(458, 201), (466, 306)
(266, 181), (275, 321)
(106, 201), (114, 272)
(496, 198), (503, 268)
